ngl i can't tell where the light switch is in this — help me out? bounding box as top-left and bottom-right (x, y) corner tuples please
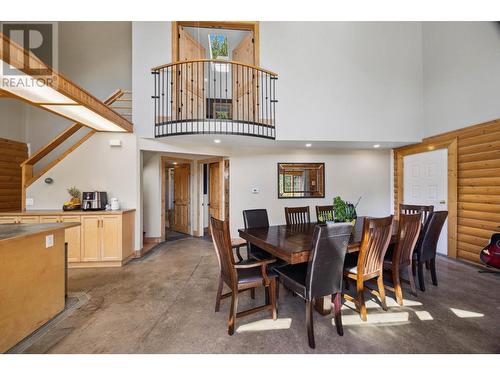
(251, 187), (260, 194)
(45, 234), (54, 248)
(26, 197), (34, 206)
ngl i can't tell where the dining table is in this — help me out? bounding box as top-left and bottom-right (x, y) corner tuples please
(238, 217), (398, 315)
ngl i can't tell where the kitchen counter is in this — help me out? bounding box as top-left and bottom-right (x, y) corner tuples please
(0, 209), (135, 216)
(0, 222), (79, 352)
(0, 222), (80, 242)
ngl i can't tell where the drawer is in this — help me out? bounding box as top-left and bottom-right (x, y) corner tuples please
(0, 216), (17, 224)
(18, 216), (40, 224)
(40, 216), (60, 223)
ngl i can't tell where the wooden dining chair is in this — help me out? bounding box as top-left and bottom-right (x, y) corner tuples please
(400, 204), (434, 225)
(210, 216), (277, 335)
(383, 213), (421, 305)
(274, 223), (353, 348)
(315, 205), (334, 223)
(343, 216), (394, 321)
(285, 206), (311, 225)
(412, 211), (448, 292)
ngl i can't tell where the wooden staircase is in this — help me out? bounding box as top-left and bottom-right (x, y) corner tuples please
(20, 89), (132, 210)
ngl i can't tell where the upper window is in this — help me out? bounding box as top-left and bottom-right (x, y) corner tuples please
(208, 34), (229, 60)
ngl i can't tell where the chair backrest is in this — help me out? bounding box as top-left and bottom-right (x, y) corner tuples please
(393, 213), (421, 267)
(306, 223), (353, 299)
(400, 204), (434, 225)
(243, 209), (269, 229)
(285, 206), (310, 225)
(416, 211), (448, 262)
(315, 205), (334, 223)
(210, 216), (237, 284)
(358, 216), (394, 276)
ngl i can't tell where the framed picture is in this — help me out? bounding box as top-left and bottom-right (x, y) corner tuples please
(278, 162), (325, 199)
(206, 99), (232, 120)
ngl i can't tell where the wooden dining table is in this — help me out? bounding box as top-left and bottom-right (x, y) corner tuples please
(238, 217), (398, 315)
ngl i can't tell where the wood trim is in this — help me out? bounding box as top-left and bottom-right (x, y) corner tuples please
(172, 21), (260, 66)
(0, 33), (132, 133)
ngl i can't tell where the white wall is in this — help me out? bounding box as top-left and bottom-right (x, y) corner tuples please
(423, 22), (500, 137)
(0, 99), (26, 143)
(132, 21), (423, 144)
(142, 152), (162, 237)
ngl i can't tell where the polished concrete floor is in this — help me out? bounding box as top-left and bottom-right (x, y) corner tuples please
(23, 237), (500, 354)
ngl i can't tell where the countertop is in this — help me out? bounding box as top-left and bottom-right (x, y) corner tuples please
(0, 209), (136, 216)
(0, 223), (81, 242)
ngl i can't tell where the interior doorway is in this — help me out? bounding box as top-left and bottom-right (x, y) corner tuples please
(403, 149), (448, 255)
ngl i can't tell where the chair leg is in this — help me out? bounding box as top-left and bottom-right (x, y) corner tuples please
(228, 291), (238, 336)
(430, 257), (438, 286)
(343, 276), (350, 290)
(357, 278), (367, 321)
(425, 260), (430, 270)
(250, 288), (255, 300)
(265, 286), (269, 305)
(417, 261), (426, 292)
(407, 264), (417, 297)
(215, 275), (223, 312)
(269, 279), (277, 320)
(377, 274), (388, 311)
(332, 293), (343, 336)
(306, 300), (315, 349)
(392, 268), (403, 306)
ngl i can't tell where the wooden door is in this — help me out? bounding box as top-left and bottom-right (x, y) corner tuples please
(101, 215), (121, 261)
(174, 26), (206, 121)
(61, 216), (81, 263)
(172, 164), (190, 234)
(232, 33), (257, 123)
(81, 216), (100, 261)
(209, 162), (221, 220)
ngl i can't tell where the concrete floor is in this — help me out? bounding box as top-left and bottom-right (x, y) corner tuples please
(22, 236), (500, 354)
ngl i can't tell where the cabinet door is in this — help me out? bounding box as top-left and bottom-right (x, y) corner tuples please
(81, 216), (101, 261)
(40, 216), (59, 223)
(61, 216), (81, 262)
(18, 216), (40, 224)
(101, 215), (121, 261)
(0, 216), (17, 224)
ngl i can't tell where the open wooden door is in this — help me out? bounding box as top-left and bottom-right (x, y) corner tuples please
(232, 33), (257, 123)
(174, 27), (206, 121)
(172, 163), (190, 234)
(208, 162), (221, 220)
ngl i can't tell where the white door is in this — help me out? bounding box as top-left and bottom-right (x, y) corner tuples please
(403, 149), (448, 255)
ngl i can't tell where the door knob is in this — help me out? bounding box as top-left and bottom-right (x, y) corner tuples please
(439, 200), (446, 204)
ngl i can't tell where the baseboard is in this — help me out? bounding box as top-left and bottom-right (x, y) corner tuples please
(144, 236), (162, 244)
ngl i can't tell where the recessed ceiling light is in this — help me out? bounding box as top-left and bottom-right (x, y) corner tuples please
(373, 144), (381, 148)
(305, 143), (312, 148)
(214, 139), (221, 144)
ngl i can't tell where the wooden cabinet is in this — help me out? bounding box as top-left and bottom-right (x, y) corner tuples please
(0, 210), (135, 268)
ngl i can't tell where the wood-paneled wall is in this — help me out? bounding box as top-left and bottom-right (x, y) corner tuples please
(394, 119), (500, 264)
(0, 137), (28, 212)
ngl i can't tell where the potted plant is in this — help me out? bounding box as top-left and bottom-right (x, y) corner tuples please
(333, 196), (361, 226)
(63, 186), (81, 211)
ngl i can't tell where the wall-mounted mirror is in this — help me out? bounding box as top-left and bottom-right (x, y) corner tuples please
(278, 163), (325, 198)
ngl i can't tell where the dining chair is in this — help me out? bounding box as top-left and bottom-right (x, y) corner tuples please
(343, 215), (394, 321)
(242, 209), (274, 261)
(383, 213), (421, 305)
(274, 222), (353, 349)
(285, 206), (311, 225)
(412, 211), (448, 292)
(400, 204), (434, 225)
(315, 205), (334, 223)
(210, 216), (277, 335)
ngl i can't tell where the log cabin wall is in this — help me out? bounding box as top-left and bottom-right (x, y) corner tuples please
(394, 119), (500, 264)
(0, 137), (28, 212)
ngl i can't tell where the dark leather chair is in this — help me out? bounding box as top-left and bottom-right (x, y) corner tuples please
(211, 216), (277, 335)
(316, 205), (334, 223)
(383, 213), (421, 305)
(274, 223), (353, 349)
(242, 209), (275, 261)
(413, 211), (448, 291)
(285, 206), (310, 225)
(343, 216), (394, 321)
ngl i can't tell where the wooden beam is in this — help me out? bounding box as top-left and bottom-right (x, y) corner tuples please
(0, 33), (133, 132)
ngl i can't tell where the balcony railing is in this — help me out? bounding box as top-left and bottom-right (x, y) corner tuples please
(152, 59), (278, 139)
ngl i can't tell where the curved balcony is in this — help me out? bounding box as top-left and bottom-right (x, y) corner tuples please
(151, 59), (278, 139)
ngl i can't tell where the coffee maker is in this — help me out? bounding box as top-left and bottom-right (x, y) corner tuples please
(82, 191), (107, 211)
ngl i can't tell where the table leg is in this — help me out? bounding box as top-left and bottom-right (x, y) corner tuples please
(314, 296), (331, 315)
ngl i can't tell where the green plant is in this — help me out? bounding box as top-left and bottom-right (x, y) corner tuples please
(333, 196), (360, 223)
(67, 186), (80, 199)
